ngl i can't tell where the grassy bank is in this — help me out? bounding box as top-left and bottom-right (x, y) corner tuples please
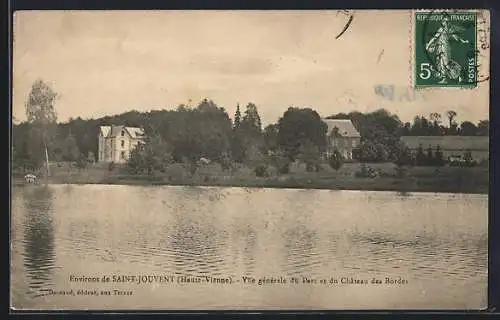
(12, 162), (489, 194)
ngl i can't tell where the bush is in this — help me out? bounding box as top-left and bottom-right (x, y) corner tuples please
(278, 164), (290, 174)
(165, 163), (190, 181)
(355, 163), (378, 178)
(254, 165), (268, 177)
(108, 161), (115, 172)
(328, 149), (344, 171)
(75, 154), (88, 170)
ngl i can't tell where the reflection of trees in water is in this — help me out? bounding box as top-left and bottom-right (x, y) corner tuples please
(22, 186), (56, 297)
(241, 226), (257, 274)
(282, 225), (320, 277)
(230, 224), (257, 274)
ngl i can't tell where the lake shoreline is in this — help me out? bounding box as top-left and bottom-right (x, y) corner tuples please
(12, 174), (489, 195)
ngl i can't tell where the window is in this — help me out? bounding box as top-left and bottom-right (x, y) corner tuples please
(352, 140), (357, 148)
(121, 140), (125, 148)
(121, 151), (125, 159)
(121, 131), (125, 137)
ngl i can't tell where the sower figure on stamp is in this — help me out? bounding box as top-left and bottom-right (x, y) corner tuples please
(425, 18), (469, 84)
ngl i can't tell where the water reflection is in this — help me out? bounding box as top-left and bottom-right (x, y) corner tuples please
(282, 225), (320, 277)
(242, 226), (257, 274)
(10, 185), (488, 310)
(21, 186), (56, 298)
(230, 224), (258, 274)
(168, 202), (228, 277)
(347, 230), (487, 281)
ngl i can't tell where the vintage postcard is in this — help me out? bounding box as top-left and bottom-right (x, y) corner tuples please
(11, 10), (490, 310)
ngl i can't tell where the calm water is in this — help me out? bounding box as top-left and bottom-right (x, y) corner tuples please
(11, 184), (488, 310)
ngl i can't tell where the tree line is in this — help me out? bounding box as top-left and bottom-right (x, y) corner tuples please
(12, 79), (490, 175)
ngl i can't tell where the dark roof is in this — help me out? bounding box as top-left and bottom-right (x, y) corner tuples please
(100, 125), (145, 138)
(322, 119), (361, 138)
(400, 136), (489, 151)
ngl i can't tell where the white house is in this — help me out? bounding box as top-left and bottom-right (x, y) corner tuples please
(98, 125), (145, 163)
(322, 119), (361, 160)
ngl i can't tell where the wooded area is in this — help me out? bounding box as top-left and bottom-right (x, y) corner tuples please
(12, 79), (489, 175)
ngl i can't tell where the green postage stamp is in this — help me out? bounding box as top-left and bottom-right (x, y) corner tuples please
(414, 11), (477, 88)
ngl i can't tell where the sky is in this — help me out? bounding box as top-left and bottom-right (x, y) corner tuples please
(12, 10), (490, 126)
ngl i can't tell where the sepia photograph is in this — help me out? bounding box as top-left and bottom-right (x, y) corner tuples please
(10, 10), (490, 310)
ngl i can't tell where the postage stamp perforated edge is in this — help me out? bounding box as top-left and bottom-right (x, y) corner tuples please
(411, 9), (489, 90)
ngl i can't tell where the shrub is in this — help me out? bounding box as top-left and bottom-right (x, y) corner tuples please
(355, 163), (378, 178)
(278, 164), (290, 174)
(108, 161), (115, 172)
(254, 165), (268, 177)
(328, 149), (344, 171)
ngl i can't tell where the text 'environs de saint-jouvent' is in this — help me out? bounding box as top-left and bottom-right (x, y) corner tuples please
(69, 274), (409, 286)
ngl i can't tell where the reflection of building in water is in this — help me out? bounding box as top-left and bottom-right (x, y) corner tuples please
(22, 187), (56, 297)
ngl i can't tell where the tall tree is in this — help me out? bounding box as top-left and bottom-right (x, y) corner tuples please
(429, 112), (442, 135)
(429, 112), (441, 125)
(446, 110), (457, 128)
(477, 120), (489, 136)
(241, 102), (262, 132)
(460, 121), (478, 136)
(233, 103), (241, 130)
(25, 79), (58, 177)
(232, 103), (264, 164)
(277, 107), (328, 162)
(263, 124), (279, 153)
(62, 133), (80, 162)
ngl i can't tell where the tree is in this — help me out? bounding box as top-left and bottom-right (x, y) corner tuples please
(429, 112), (442, 135)
(263, 124), (279, 153)
(241, 103), (262, 132)
(426, 145), (433, 165)
(328, 149), (344, 171)
(167, 99), (232, 172)
(75, 153), (88, 170)
(296, 140), (322, 172)
(411, 115), (432, 136)
(460, 121), (478, 136)
(232, 102), (264, 164)
(401, 122), (411, 135)
(434, 145), (444, 166)
(25, 79), (58, 177)
(477, 120), (489, 136)
(416, 144), (425, 166)
(62, 133), (80, 162)
(429, 112), (442, 126)
(393, 142), (413, 167)
(127, 134), (172, 175)
(233, 103), (241, 130)
(277, 107), (328, 163)
(356, 142), (378, 162)
(446, 110), (457, 128)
